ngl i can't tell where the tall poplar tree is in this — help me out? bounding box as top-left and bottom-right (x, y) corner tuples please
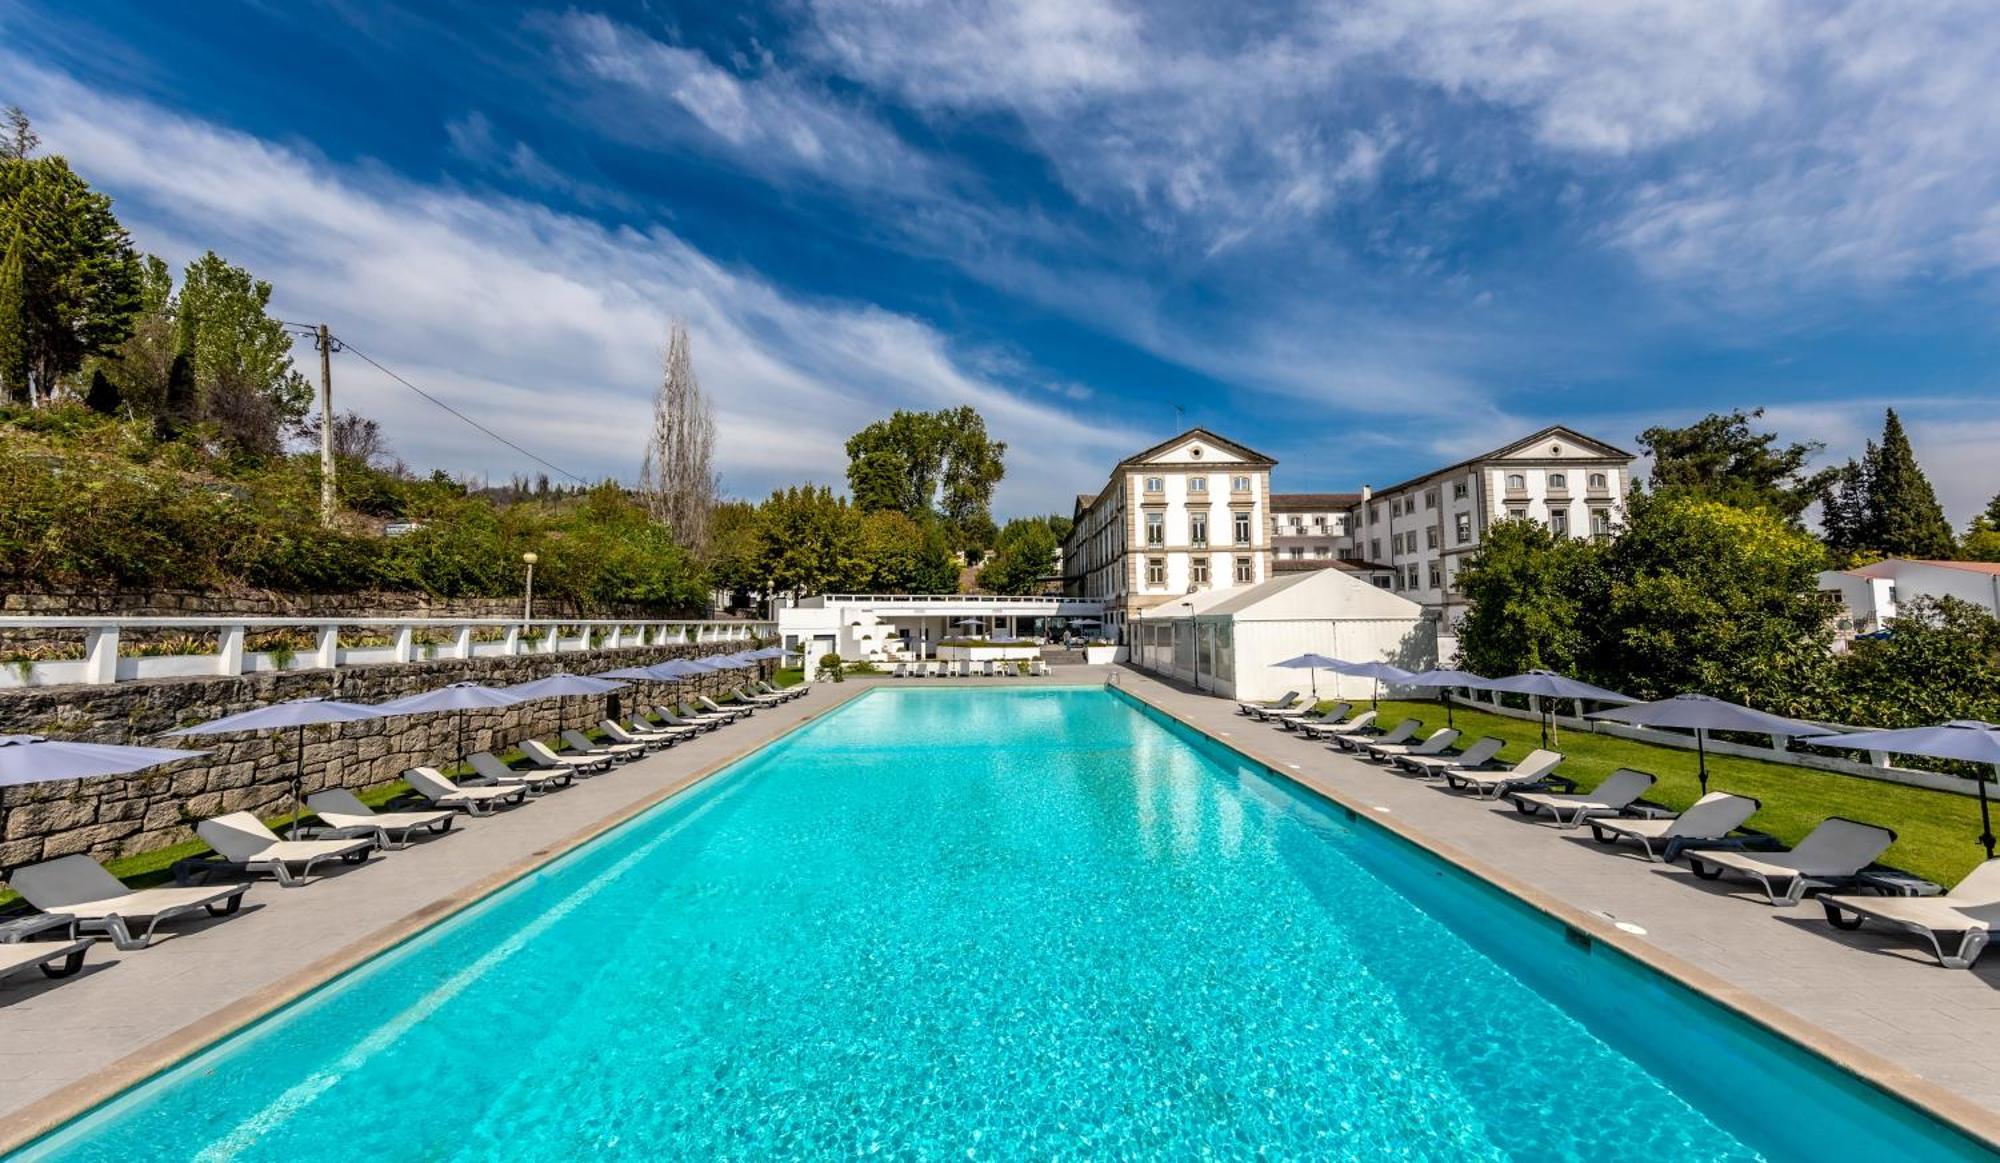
(1868, 410), (1954, 559)
(638, 322), (718, 552)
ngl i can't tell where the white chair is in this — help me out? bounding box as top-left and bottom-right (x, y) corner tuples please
(406, 766), (529, 815)
(9, 855), (251, 949)
(305, 788), (456, 849)
(195, 812), (376, 888)
(1685, 817), (1896, 906)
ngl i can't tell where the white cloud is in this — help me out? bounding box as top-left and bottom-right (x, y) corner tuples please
(12, 60), (1141, 515)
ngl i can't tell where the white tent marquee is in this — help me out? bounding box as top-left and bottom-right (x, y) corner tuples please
(1130, 569), (1434, 700)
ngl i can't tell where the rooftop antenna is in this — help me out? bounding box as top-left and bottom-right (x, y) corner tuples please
(1172, 403), (1185, 432)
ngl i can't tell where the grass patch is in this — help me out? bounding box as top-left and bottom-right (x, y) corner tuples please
(1341, 698), (1988, 888)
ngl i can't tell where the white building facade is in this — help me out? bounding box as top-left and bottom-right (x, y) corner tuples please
(1063, 429), (1277, 641)
(1818, 559), (2000, 640)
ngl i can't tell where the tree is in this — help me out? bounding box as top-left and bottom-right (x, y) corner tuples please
(1818, 445), (1877, 560)
(174, 251), (311, 447)
(756, 485), (866, 600)
(1868, 409), (1954, 559)
(638, 321), (718, 551)
(1601, 493), (1833, 708)
(91, 254), (176, 415)
(157, 352), (197, 438)
(706, 500), (768, 611)
(0, 156), (141, 403)
(0, 106), (35, 161)
(857, 510), (957, 594)
(82, 367), (119, 415)
(844, 406), (1007, 554)
(300, 408), (387, 464)
(0, 226), (24, 399)
(1821, 596), (2000, 727)
(1455, 518), (1605, 678)
(980, 516), (1059, 594)
(1965, 494), (2000, 564)
(1638, 409), (1828, 521)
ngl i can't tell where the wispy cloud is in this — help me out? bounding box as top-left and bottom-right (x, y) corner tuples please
(10, 59), (1143, 514)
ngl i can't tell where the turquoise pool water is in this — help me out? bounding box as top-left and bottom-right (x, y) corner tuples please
(14, 687), (1988, 1160)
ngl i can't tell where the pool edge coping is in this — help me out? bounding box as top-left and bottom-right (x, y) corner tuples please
(1108, 677), (2000, 1153)
(0, 683), (874, 1156)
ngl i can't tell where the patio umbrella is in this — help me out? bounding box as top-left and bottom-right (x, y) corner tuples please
(597, 665), (665, 680)
(1323, 658), (1416, 712)
(374, 683), (524, 774)
(1401, 668), (1489, 729)
(1803, 721), (2000, 859)
(1481, 670), (1636, 748)
(505, 672), (627, 734)
(0, 735), (209, 871)
(1274, 652), (1343, 699)
(1589, 693), (1824, 795)
(170, 698), (387, 818)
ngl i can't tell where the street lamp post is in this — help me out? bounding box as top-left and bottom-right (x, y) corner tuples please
(522, 552), (538, 623)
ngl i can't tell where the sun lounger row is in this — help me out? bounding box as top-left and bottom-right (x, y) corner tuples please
(1313, 715), (1976, 967)
(888, 660), (1051, 677)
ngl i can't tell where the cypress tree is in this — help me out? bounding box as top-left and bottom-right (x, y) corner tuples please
(1818, 447), (1877, 559)
(157, 350), (196, 438)
(1867, 409), (1954, 559)
(83, 366), (120, 415)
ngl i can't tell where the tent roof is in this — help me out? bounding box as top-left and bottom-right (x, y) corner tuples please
(1140, 569), (1425, 622)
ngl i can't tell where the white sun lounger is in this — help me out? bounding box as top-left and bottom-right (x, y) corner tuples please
(1393, 735), (1504, 778)
(602, 719), (682, 749)
(1301, 711), (1378, 742)
(560, 729), (643, 763)
(1278, 703), (1351, 732)
(1587, 792), (1762, 862)
(1334, 718), (1419, 753)
(9, 855), (251, 949)
(196, 812), (376, 888)
(406, 766), (529, 814)
(687, 699), (747, 723)
(305, 788), (456, 850)
(1685, 817), (1897, 906)
(0, 932), (91, 981)
(1507, 768), (1657, 827)
(1240, 692), (1302, 719)
(482, 747), (587, 785)
(700, 694), (753, 717)
(1441, 749), (1565, 798)
(654, 705), (721, 731)
(1365, 727), (1459, 763)
(757, 680), (805, 701)
(1820, 861), (2000, 969)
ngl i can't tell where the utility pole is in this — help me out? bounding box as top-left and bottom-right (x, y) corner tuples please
(316, 324), (336, 528)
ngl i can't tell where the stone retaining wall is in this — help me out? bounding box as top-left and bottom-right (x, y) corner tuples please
(0, 642), (771, 869)
(0, 588), (682, 620)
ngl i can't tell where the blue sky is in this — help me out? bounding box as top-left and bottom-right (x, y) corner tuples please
(5, 0), (1996, 521)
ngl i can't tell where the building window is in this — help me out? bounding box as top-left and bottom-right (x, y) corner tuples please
(1425, 527), (1439, 550)
(1231, 475), (1251, 492)
(1452, 481), (1468, 500)
(1146, 557), (1165, 586)
(1590, 472), (1608, 490)
(1506, 473), (1526, 491)
(1455, 512), (1473, 544)
(1289, 546), (1304, 560)
(1234, 556), (1253, 583)
(1191, 558), (1209, 586)
(1549, 472), (1567, 490)
(1507, 506), (1527, 521)
(1369, 503), (1380, 525)
(1313, 515), (1326, 530)
(1144, 476), (1164, 493)
(1428, 563), (1442, 590)
(1550, 508), (1569, 535)
(1590, 509), (1611, 538)
(1233, 512), (1251, 544)
(1146, 512), (1164, 545)
(1314, 545), (1330, 558)
(1405, 565), (1419, 589)
(1189, 476), (1208, 493)
(1190, 512), (1207, 545)
(1424, 489), (1437, 510)
(1369, 538), (1381, 559)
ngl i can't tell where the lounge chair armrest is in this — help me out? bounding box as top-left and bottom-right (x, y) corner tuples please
(0, 913), (79, 943)
(1546, 775), (1579, 794)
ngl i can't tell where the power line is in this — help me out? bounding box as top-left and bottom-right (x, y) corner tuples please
(281, 322), (591, 486)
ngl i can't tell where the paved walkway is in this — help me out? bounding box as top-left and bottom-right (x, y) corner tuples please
(1113, 668), (2000, 1139)
(4, 667), (1997, 1148)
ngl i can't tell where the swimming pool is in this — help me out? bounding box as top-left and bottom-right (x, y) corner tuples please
(12, 687), (1989, 1159)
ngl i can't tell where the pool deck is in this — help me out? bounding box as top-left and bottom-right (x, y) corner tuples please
(3, 668), (1999, 1150)
(1112, 668), (2000, 1147)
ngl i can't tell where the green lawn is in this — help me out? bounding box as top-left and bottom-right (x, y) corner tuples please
(1336, 698), (1989, 888)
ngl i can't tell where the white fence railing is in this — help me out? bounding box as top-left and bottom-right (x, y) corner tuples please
(0, 616), (775, 688)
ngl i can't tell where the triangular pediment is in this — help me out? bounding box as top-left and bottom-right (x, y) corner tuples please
(1486, 426), (1634, 462)
(1119, 428), (1277, 468)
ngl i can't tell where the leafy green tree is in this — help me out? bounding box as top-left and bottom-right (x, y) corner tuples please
(1820, 596), (2000, 727)
(1602, 494), (1833, 707)
(0, 225), (25, 398)
(844, 406), (1007, 554)
(1454, 518), (1605, 677)
(757, 485), (866, 599)
(980, 516), (1059, 594)
(1638, 408), (1829, 521)
(1868, 409), (1954, 559)
(0, 155), (141, 402)
(1818, 446), (1877, 560)
(857, 510), (961, 594)
(174, 250), (312, 444)
(82, 367), (119, 415)
(1965, 494), (2000, 564)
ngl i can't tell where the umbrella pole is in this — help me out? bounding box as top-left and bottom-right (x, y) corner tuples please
(1696, 729), (1709, 795)
(1310, 668), (1318, 702)
(1441, 688), (1453, 730)
(1981, 765), (1996, 860)
(293, 724), (306, 826)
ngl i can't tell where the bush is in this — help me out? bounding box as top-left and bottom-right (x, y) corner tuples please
(817, 651), (844, 682)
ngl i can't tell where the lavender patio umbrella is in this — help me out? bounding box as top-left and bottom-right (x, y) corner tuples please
(1804, 721), (2000, 858)
(374, 683), (524, 774)
(1482, 670), (1636, 747)
(0, 735), (210, 870)
(171, 698), (388, 817)
(1401, 668), (1490, 729)
(1274, 653), (1343, 699)
(1323, 658), (1417, 712)
(1589, 694), (1824, 795)
(505, 672), (628, 733)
